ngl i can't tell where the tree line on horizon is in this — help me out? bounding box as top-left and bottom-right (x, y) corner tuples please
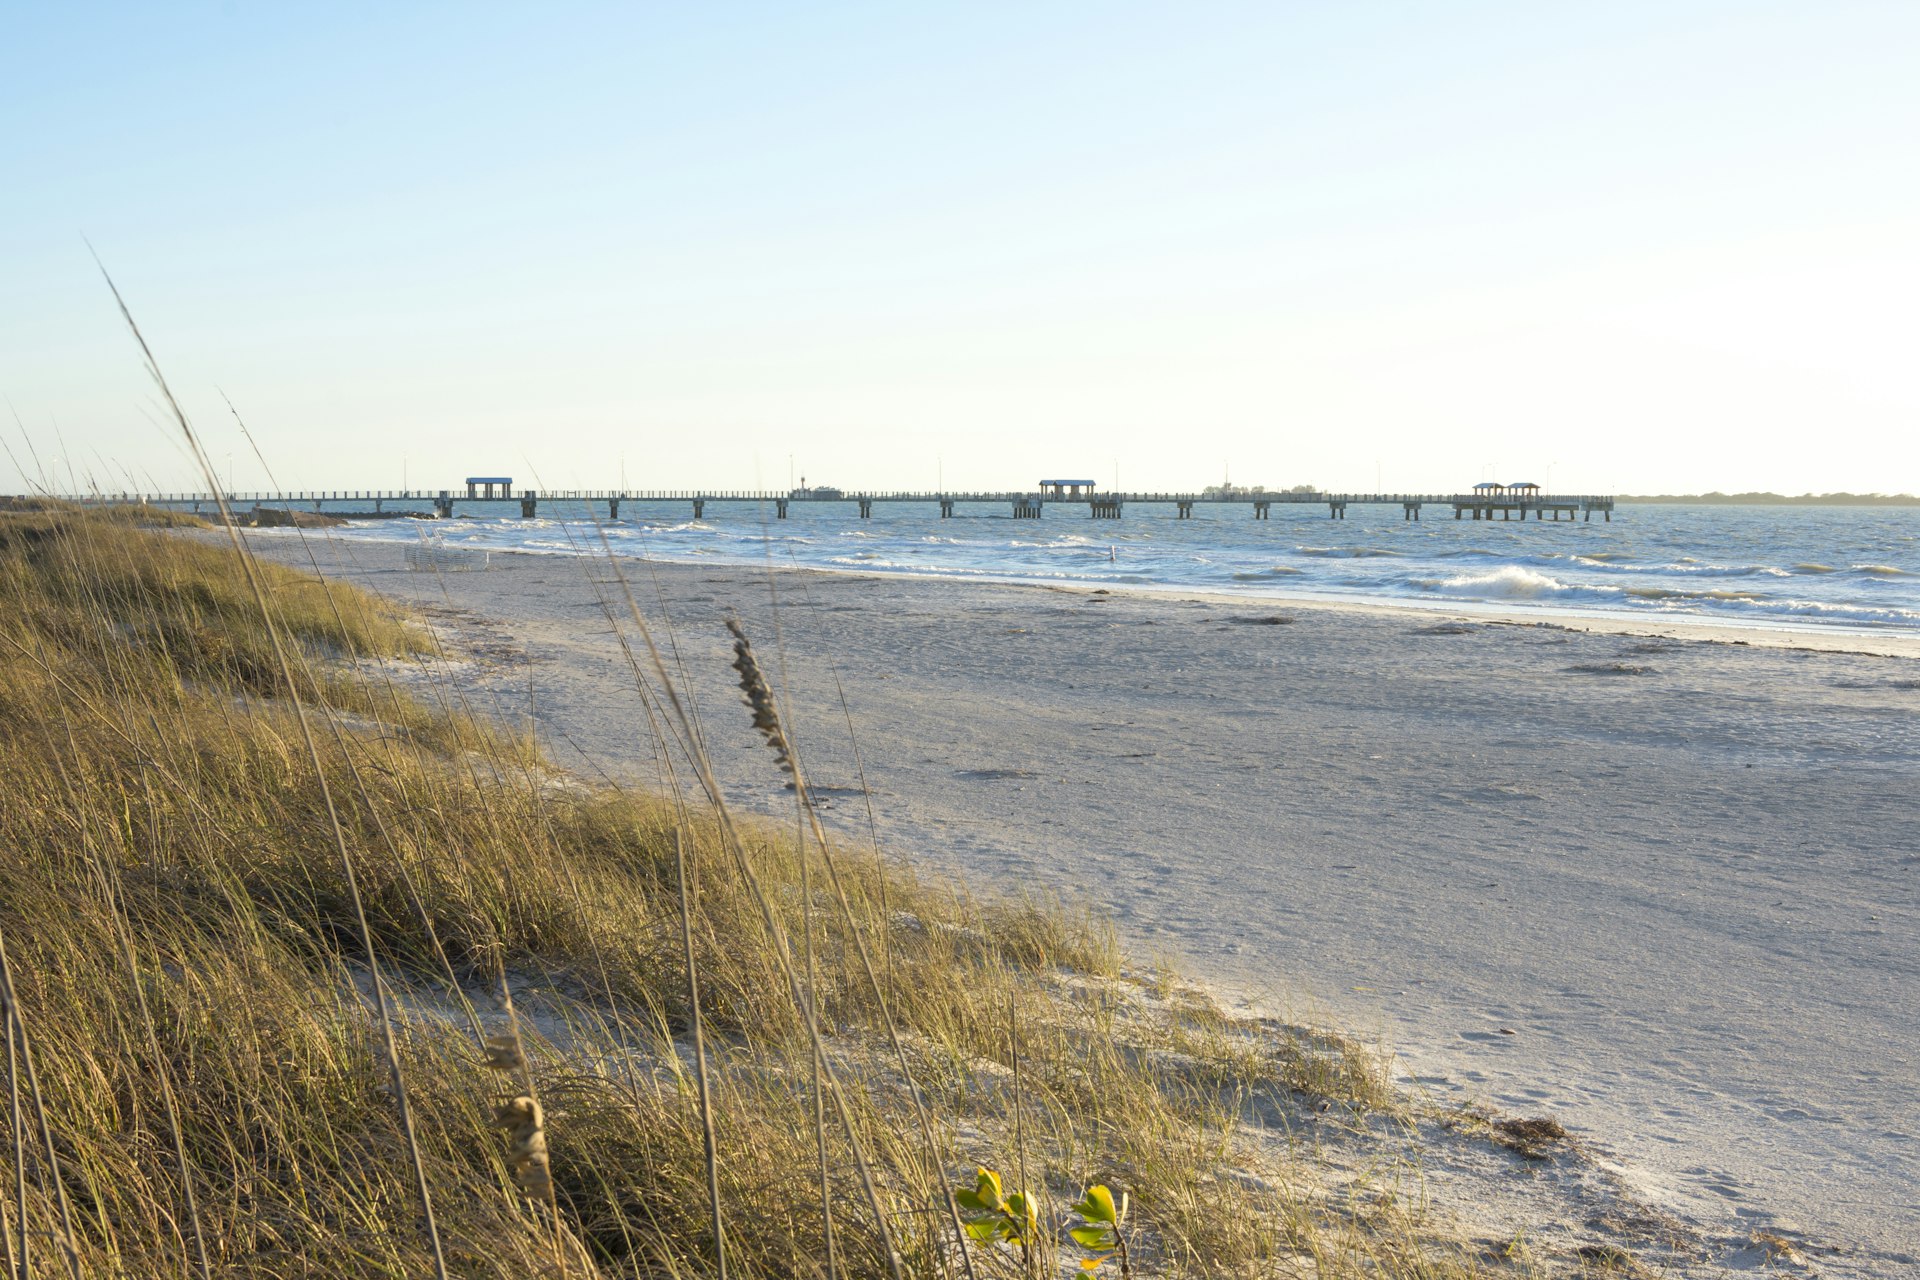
(1619, 491), (1919, 505)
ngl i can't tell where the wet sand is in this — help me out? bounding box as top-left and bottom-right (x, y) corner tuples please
(258, 532), (1920, 1273)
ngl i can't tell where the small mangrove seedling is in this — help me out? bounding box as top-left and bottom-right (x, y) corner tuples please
(1068, 1185), (1132, 1277)
(955, 1167), (1040, 1272)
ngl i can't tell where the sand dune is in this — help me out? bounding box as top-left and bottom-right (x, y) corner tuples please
(257, 533), (1920, 1274)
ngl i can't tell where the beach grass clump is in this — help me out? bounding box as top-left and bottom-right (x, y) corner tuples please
(0, 508), (1545, 1277)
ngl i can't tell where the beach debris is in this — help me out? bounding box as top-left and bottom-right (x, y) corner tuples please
(725, 616), (794, 774)
(1490, 1115), (1568, 1160)
(1574, 1242), (1639, 1271)
(1414, 622), (1476, 635)
(1227, 614), (1295, 625)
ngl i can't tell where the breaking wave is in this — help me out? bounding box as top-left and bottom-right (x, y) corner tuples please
(1432, 566), (1581, 599)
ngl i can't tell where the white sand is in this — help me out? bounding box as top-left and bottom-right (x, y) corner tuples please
(259, 532), (1919, 1273)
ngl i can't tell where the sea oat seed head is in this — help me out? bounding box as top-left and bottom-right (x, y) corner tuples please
(494, 1094), (553, 1197)
(482, 1034), (525, 1074)
(494, 1095), (542, 1131)
(725, 617), (793, 774)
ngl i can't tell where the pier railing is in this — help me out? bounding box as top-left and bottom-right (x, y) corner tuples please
(28, 488), (1617, 523)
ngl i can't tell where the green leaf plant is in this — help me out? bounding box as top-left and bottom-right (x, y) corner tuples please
(955, 1169), (1134, 1278)
(955, 1167), (1039, 1246)
(1068, 1184), (1133, 1277)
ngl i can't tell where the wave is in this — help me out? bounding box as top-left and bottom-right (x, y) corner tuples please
(1622, 586), (1762, 601)
(1295, 546), (1405, 558)
(323, 511), (1920, 635)
(1709, 596), (1920, 626)
(1562, 556), (1790, 579)
(1431, 567), (1585, 599)
(1419, 566), (1919, 625)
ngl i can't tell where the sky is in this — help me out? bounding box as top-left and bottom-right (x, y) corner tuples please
(3, 1), (1917, 497)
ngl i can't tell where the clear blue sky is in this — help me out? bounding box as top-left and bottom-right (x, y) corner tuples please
(4, 2), (1916, 495)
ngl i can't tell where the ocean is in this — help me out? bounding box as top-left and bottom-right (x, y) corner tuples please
(299, 500), (1920, 635)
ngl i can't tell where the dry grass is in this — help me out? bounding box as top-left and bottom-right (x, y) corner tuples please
(0, 509), (1524, 1277)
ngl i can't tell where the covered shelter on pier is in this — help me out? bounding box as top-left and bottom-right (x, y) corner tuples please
(465, 476), (514, 499)
(1039, 479), (1098, 498)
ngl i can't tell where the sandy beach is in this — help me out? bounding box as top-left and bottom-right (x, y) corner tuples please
(258, 531), (1919, 1273)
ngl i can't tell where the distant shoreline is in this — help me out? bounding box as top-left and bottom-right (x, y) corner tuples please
(1620, 492), (1920, 506)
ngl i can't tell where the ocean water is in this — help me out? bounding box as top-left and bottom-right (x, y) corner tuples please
(305, 500), (1920, 634)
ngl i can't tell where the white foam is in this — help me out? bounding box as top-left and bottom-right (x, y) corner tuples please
(1436, 565), (1585, 599)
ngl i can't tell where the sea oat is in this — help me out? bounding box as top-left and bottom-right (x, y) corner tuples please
(482, 1033), (526, 1075)
(725, 617), (793, 774)
(495, 1095), (553, 1198)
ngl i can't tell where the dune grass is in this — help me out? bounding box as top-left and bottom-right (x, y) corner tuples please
(0, 507), (1527, 1278)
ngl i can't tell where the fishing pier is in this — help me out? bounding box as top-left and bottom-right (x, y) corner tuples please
(58, 485), (1618, 522)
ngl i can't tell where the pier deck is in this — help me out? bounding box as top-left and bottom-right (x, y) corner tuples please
(48, 489), (1619, 522)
